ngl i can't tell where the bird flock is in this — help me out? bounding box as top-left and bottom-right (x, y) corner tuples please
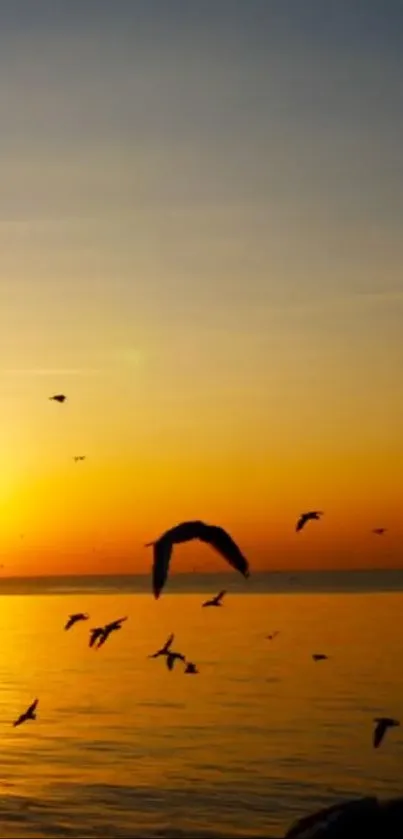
(11, 394), (395, 752)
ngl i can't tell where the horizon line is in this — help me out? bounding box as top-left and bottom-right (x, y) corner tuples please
(1, 567), (403, 581)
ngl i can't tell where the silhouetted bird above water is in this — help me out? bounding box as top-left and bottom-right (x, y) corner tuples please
(73, 456), (86, 462)
(372, 528), (386, 535)
(149, 633), (175, 659)
(49, 394), (66, 403)
(146, 520), (249, 599)
(312, 653), (328, 662)
(373, 717), (399, 748)
(166, 651), (186, 671)
(65, 612), (89, 631)
(13, 699), (38, 728)
(105, 617), (127, 632)
(296, 511), (323, 532)
(95, 617), (128, 649)
(202, 590), (226, 608)
(184, 662), (199, 674)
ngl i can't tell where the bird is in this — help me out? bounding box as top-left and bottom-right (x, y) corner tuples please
(202, 590), (226, 608)
(65, 612), (89, 631)
(104, 616), (127, 633)
(149, 633), (175, 659)
(73, 456), (86, 463)
(146, 520), (249, 599)
(49, 394), (66, 403)
(296, 511), (324, 532)
(89, 627), (105, 648)
(166, 651), (186, 671)
(13, 699), (38, 728)
(373, 717), (399, 748)
(266, 631), (279, 641)
(312, 653), (328, 661)
(95, 617), (127, 649)
(372, 528), (386, 535)
(184, 662), (199, 674)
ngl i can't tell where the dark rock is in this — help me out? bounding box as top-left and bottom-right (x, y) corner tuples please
(284, 796), (403, 838)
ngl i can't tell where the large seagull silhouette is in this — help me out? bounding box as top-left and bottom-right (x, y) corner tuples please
(146, 520), (249, 599)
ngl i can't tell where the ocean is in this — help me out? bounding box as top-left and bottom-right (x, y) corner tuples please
(0, 570), (402, 838)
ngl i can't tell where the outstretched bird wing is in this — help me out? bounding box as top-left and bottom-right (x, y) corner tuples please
(27, 699), (38, 716)
(105, 617), (127, 632)
(198, 525), (249, 578)
(296, 514), (308, 531)
(65, 615), (75, 630)
(216, 590), (226, 603)
(89, 628), (102, 648)
(162, 520), (206, 544)
(96, 631), (109, 649)
(166, 652), (184, 671)
(152, 538), (173, 599)
(373, 719), (388, 748)
(162, 633), (174, 653)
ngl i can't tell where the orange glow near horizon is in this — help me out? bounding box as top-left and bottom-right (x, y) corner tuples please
(2, 434), (403, 575)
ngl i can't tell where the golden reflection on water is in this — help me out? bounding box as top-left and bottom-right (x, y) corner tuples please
(0, 591), (402, 836)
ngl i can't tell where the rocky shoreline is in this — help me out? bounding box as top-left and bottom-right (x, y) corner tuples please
(283, 796), (403, 837)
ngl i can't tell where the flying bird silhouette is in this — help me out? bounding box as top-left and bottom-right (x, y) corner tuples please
(146, 520), (249, 599)
(95, 617), (127, 649)
(266, 631), (279, 641)
(166, 651), (186, 671)
(65, 612), (89, 631)
(202, 590), (226, 608)
(373, 717), (399, 748)
(296, 511), (323, 532)
(372, 528), (386, 535)
(13, 699), (38, 728)
(312, 653), (328, 662)
(73, 456), (86, 462)
(184, 662), (199, 674)
(49, 394), (66, 403)
(105, 617), (127, 632)
(149, 633), (175, 659)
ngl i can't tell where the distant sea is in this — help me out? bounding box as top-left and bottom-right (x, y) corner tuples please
(0, 570), (402, 838)
(2, 568), (403, 596)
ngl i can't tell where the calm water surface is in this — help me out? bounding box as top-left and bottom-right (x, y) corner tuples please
(0, 586), (402, 837)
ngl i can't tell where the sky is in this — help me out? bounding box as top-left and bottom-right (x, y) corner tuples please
(1, 0), (403, 576)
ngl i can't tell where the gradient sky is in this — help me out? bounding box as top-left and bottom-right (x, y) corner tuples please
(1, 0), (403, 575)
